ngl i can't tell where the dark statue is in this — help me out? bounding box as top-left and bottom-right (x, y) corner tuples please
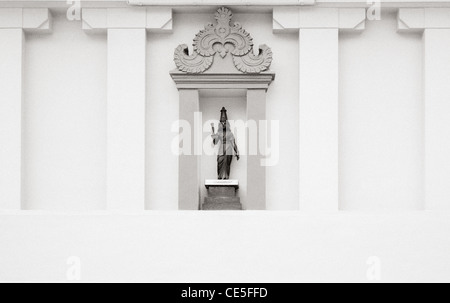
(211, 107), (240, 180)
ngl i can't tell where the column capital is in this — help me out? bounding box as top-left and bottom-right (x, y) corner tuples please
(273, 7), (366, 33)
(82, 7), (172, 34)
(398, 8), (450, 32)
(0, 8), (52, 33)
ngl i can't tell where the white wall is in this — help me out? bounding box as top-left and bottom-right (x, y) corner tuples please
(146, 12), (299, 210)
(339, 11), (424, 211)
(19, 10), (425, 212)
(23, 13), (107, 210)
(20, 11), (298, 211)
(1, 211), (449, 282)
(1, 4), (450, 283)
(19, 12), (423, 210)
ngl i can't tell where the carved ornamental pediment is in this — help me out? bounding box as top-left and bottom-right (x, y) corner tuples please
(174, 7), (273, 74)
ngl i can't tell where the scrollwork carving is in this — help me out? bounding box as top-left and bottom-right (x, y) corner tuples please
(174, 7), (272, 74)
(174, 44), (214, 74)
(233, 44), (273, 74)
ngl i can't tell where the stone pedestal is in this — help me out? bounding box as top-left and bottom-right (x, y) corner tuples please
(203, 180), (242, 211)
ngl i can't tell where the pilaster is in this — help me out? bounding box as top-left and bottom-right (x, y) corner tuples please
(274, 7), (366, 211)
(82, 7), (172, 210)
(399, 8), (450, 210)
(0, 8), (52, 210)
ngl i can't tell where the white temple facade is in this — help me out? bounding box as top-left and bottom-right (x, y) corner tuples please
(1, 0), (450, 282)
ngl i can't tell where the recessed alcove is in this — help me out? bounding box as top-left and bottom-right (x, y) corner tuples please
(170, 72), (275, 210)
(199, 89), (248, 209)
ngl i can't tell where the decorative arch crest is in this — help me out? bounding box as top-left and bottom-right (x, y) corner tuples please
(174, 7), (273, 74)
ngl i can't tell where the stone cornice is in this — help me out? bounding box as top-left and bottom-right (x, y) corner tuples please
(2, 1), (450, 9)
(398, 8), (450, 31)
(0, 8), (52, 32)
(170, 71), (276, 90)
(130, 0), (450, 8)
(82, 7), (172, 33)
(273, 7), (366, 32)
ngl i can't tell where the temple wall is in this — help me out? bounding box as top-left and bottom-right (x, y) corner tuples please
(1, 1), (450, 282)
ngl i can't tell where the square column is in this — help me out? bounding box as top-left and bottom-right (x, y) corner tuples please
(399, 9), (450, 210)
(424, 29), (450, 211)
(299, 28), (339, 212)
(274, 7), (366, 211)
(274, 8), (365, 211)
(82, 8), (172, 210)
(0, 9), (51, 210)
(107, 29), (146, 210)
(0, 29), (23, 210)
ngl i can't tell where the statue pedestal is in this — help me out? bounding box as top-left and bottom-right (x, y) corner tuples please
(203, 180), (242, 210)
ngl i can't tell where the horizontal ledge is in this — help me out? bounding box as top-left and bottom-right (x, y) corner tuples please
(0, 8), (52, 31)
(0, 210), (445, 216)
(205, 179), (239, 189)
(174, 84), (272, 90)
(82, 8), (172, 32)
(128, 0), (450, 7)
(4, 1), (450, 9)
(170, 71), (276, 90)
(129, 0), (315, 5)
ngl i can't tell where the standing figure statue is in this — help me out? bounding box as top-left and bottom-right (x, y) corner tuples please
(211, 107), (240, 180)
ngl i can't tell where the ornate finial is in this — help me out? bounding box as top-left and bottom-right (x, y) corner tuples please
(215, 7), (233, 22)
(220, 107), (228, 122)
(174, 7), (273, 74)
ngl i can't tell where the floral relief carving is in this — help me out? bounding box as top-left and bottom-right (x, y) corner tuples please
(174, 7), (273, 74)
(233, 44), (273, 74)
(174, 44), (214, 74)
